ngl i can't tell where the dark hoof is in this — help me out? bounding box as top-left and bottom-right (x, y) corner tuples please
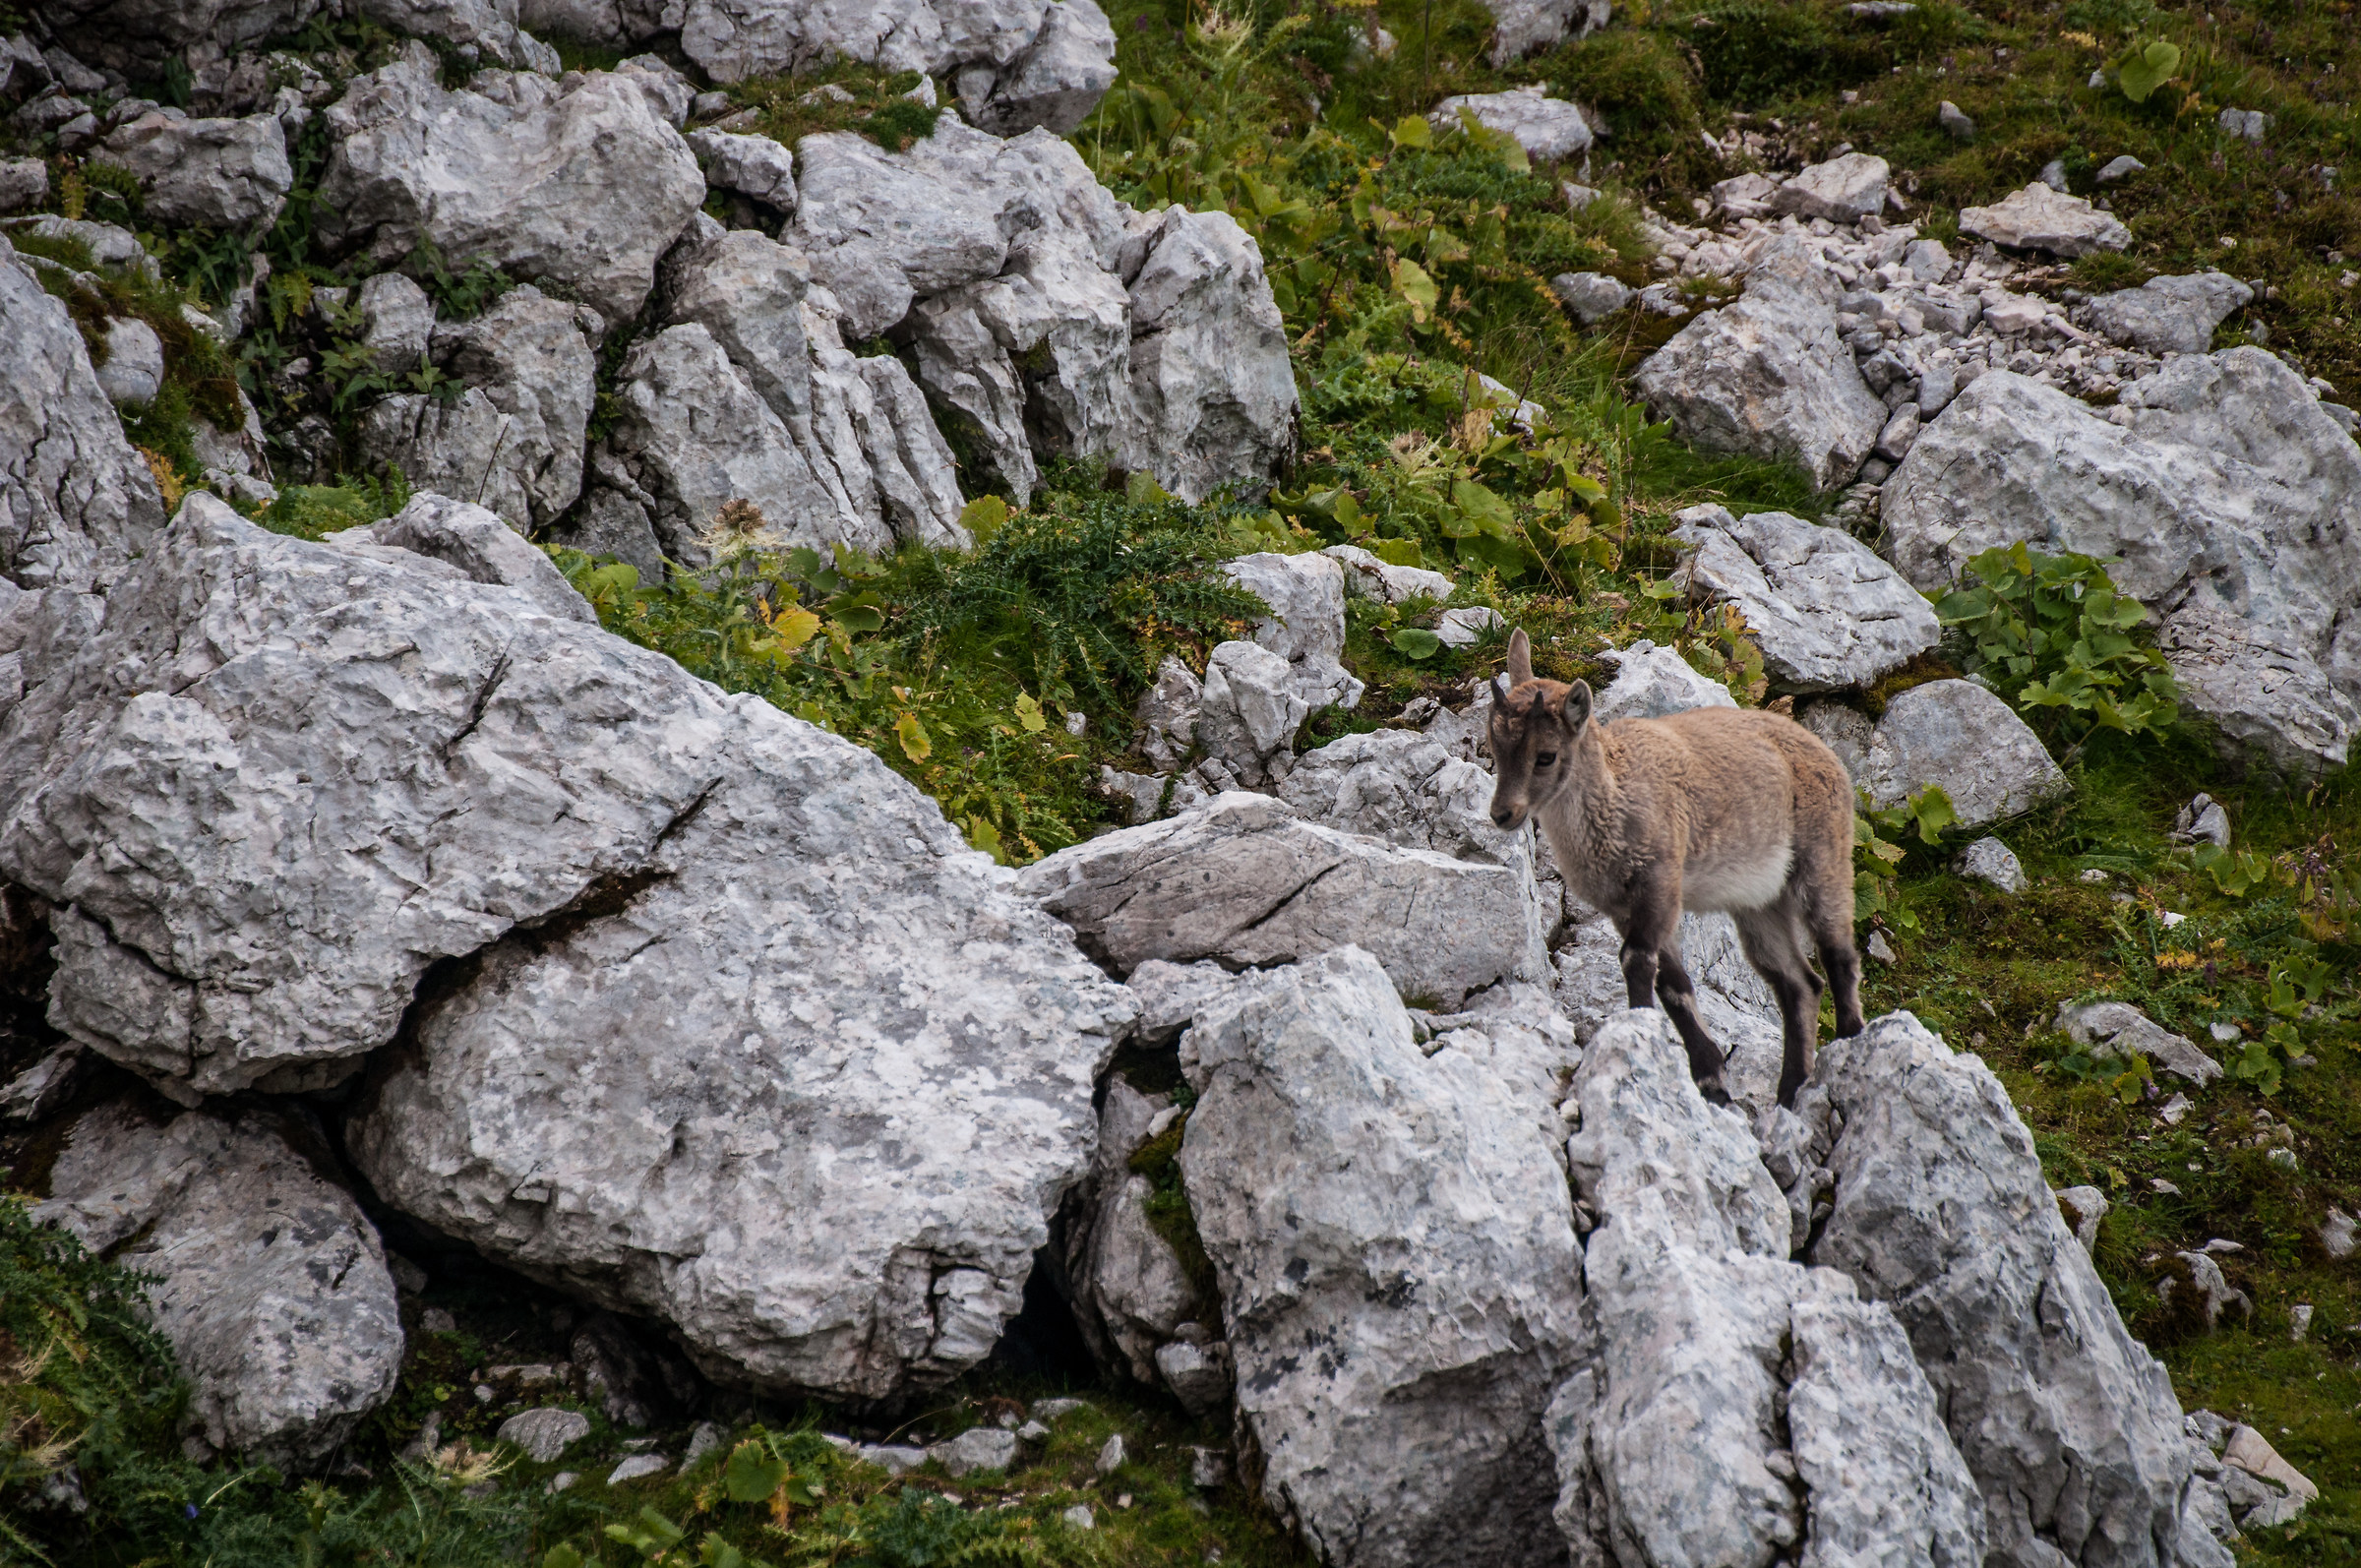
(1775, 1079), (1805, 1111)
(1696, 1074), (1734, 1109)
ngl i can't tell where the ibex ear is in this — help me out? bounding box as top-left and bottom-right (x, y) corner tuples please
(1547, 679), (1594, 730)
(1506, 628), (1534, 686)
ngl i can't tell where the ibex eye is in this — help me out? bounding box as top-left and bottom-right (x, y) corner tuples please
(1536, 752), (1559, 767)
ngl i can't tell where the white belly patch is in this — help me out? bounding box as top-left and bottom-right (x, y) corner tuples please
(1684, 839), (1794, 912)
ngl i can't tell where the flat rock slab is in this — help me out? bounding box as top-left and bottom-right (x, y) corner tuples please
(1958, 182), (2131, 258)
(1019, 792), (1549, 1009)
(34, 1101), (403, 1470)
(1176, 947), (1585, 1568)
(2056, 999), (2223, 1086)
(1672, 504), (1940, 691)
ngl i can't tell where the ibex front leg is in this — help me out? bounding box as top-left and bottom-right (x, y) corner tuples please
(1619, 882), (1730, 1105)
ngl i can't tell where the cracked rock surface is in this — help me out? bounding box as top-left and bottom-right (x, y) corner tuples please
(1174, 946), (1585, 1568)
(1803, 1012), (2209, 1568)
(6, 493), (1136, 1400)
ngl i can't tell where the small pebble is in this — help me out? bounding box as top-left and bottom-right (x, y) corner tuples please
(2290, 1304), (2314, 1342)
(546, 1472), (578, 1494)
(1096, 1434), (1125, 1477)
(1062, 1504), (1096, 1531)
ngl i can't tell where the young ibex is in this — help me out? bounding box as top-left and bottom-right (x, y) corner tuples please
(1486, 630), (1862, 1107)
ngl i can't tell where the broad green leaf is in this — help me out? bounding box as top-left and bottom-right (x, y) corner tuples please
(895, 711), (932, 762)
(1390, 627), (1443, 659)
(958, 494), (1010, 544)
(1371, 538), (1424, 569)
(1391, 257), (1438, 322)
(1389, 114), (1432, 149)
(1013, 692), (1048, 734)
(963, 814), (1008, 864)
(1125, 469), (1174, 506)
(830, 604), (885, 633)
(699, 1536), (750, 1568)
(544, 1549), (584, 1568)
(1448, 478), (1516, 536)
(2118, 39), (2180, 102)
(725, 1441), (788, 1504)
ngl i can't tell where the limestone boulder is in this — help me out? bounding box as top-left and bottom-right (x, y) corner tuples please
(352, 0), (563, 71)
(317, 49), (706, 324)
(0, 492), (1163, 1402)
(1221, 551), (1362, 713)
(1, 236), (167, 593)
(1672, 503), (1940, 691)
(357, 283), (599, 532)
(34, 1100), (403, 1471)
(1633, 255), (1889, 489)
(1322, 543), (1455, 605)
(338, 492), (595, 624)
(1429, 85), (1594, 162)
(1959, 182), (2131, 258)
(1019, 791), (1551, 1009)
(1192, 640), (1309, 786)
(1479, 0), (1611, 66)
(1548, 1010), (1984, 1568)
(1176, 947), (1586, 1568)
(1593, 639), (1737, 722)
(2055, 999), (2223, 1087)
(687, 128), (797, 208)
(99, 109), (293, 229)
(1062, 1077), (1199, 1387)
(2088, 271), (2253, 356)
(1804, 1012), (2207, 1568)
(1852, 680), (2067, 826)
(677, 0), (1117, 135)
(1772, 151), (1891, 223)
(1125, 205), (1298, 503)
(28, 0), (322, 75)
(1884, 354), (2361, 773)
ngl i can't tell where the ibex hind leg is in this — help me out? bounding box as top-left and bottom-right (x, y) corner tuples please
(1799, 881), (1866, 1042)
(1736, 903), (1822, 1109)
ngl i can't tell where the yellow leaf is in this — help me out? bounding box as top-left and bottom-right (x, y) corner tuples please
(1013, 693), (1048, 733)
(768, 605), (821, 651)
(1390, 114), (1432, 149)
(895, 711), (932, 762)
(963, 814), (1008, 865)
(958, 494), (1010, 544)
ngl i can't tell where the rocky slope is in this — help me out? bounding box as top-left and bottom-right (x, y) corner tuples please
(1, 1), (2354, 1563)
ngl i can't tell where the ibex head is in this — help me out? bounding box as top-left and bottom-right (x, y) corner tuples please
(1487, 628), (1594, 831)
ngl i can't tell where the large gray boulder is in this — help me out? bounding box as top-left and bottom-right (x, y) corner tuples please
(1124, 205), (1299, 503)
(1548, 1010), (1985, 1568)
(5, 497), (1139, 1401)
(34, 1100), (404, 1470)
(1634, 253), (1888, 490)
(1019, 791), (1551, 1009)
(1176, 947), (1585, 1568)
(1849, 679), (2068, 826)
(1802, 1012), (2210, 1568)
(675, 0), (1117, 135)
(1429, 85), (1594, 161)
(2088, 272), (2253, 356)
(352, 0), (563, 71)
(1884, 353), (2361, 773)
(1, 237), (167, 593)
(1672, 503), (1941, 691)
(28, 0), (322, 74)
(339, 491), (595, 623)
(597, 323), (876, 561)
(1221, 551), (1362, 713)
(357, 283), (600, 533)
(317, 48), (706, 324)
(1478, 0), (1610, 66)
(98, 110), (294, 229)
(787, 117), (1295, 506)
